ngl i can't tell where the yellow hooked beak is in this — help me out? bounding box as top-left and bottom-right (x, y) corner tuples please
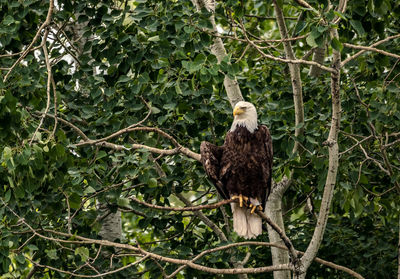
(233, 107), (244, 116)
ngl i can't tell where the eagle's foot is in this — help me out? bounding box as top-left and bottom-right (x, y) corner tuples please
(249, 204), (263, 214)
(231, 194), (249, 207)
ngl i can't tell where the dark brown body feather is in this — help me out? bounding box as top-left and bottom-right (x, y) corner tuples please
(200, 125), (273, 209)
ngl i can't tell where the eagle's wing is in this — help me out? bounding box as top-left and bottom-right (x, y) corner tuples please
(200, 141), (229, 199)
(259, 125), (273, 209)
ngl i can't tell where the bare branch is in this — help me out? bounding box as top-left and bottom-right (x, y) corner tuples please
(139, 244), (293, 275)
(256, 210), (299, 262)
(341, 34), (400, 67)
(339, 135), (373, 156)
(38, 113), (202, 161)
(343, 43), (400, 60)
(37, 112), (89, 140)
(30, 29), (52, 145)
(175, 192), (228, 241)
(130, 196), (234, 211)
(30, 255), (149, 278)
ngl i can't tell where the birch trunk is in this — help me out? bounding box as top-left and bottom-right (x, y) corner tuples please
(297, 28), (341, 278)
(269, 1), (305, 278)
(192, 0), (243, 108)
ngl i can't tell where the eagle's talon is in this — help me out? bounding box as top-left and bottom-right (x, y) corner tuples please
(249, 204), (263, 214)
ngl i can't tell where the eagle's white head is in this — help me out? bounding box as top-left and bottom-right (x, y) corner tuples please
(230, 101), (258, 133)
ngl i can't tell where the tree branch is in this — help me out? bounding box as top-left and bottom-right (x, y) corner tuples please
(192, 0), (243, 108)
(30, 29), (52, 145)
(130, 196), (234, 211)
(299, 28), (342, 278)
(341, 34), (400, 67)
(3, 0), (55, 82)
(30, 256), (149, 278)
(343, 43), (400, 60)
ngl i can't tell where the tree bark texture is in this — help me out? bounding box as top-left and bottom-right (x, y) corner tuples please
(298, 28), (341, 278)
(266, 188), (291, 279)
(271, 1), (305, 278)
(273, 0), (304, 155)
(192, 0), (243, 108)
(308, 45), (326, 77)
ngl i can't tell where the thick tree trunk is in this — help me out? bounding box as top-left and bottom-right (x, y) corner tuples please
(297, 28), (341, 278)
(192, 0), (243, 108)
(98, 207), (122, 242)
(309, 45), (326, 77)
(266, 177), (291, 279)
(270, 1), (305, 278)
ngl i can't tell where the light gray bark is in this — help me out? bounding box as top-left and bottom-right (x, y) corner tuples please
(270, 1), (305, 278)
(98, 208), (122, 242)
(266, 178), (291, 279)
(297, 28), (341, 278)
(309, 45), (326, 77)
(192, 0), (243, 108)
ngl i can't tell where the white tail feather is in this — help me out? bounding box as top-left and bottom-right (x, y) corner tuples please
(231, 203), (262, 239)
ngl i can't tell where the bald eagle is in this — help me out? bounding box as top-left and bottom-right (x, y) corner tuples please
(200, 101), (273, 239)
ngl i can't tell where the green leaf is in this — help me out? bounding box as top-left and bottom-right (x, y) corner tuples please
(4, 190), (11, 202)
(306, 33), (318, 47)
(46, 249), (58, 260)
(96, 150), (107, 160)
(333, 11), (346, 20)
(151, 106), (161, 114)
(148, 35), (160, 42)
(359, 174), (368, 184)
(3, 15), (14, 26)
(350, 20), (365, 36)
(7, 176), (14, 188)
(148, 177), (158, 188)
(2, 146), (12, 160)
(331, 37), (343, 51)
(27, 244), (39, 251)
(15, 254), (25, 264)
(118, 198), (132, 209)
(75, 247), (89, 262)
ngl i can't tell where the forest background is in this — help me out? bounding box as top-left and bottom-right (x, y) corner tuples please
(0, 0), (399, 278)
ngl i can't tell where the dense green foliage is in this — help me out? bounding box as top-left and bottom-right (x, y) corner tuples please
(0, 0), (399, 278)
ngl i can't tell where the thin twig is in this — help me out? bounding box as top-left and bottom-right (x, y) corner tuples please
(130, 196), (234, 211)
(343, 43), (400, 60)
(3, 0), (55, 82)
(29, 29), (52, 145)
(341, 34), (400, 67)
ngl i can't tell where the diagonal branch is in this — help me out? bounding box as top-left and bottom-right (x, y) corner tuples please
(341, 34), (400, 67)
(343, 43), (400, 60)
(3, 0), (55, 82)
(130, 196), (234, 211)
